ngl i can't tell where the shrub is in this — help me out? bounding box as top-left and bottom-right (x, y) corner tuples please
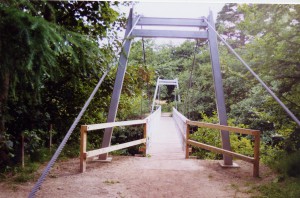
(277, 150), (300, 177)
(13, 162), (39, 183)
(190, 112), (254, 159)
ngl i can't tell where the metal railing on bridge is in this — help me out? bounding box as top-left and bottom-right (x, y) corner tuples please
(172, 108), (260, 177)
(80, 106), (161, 172)
(173, 108), (188, 152)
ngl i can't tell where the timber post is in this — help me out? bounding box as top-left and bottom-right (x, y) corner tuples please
(185, 123), (190, 159)
(143, 123), (147, 155)
(80, 125), (87, 173)
(253, 131), (260, 177)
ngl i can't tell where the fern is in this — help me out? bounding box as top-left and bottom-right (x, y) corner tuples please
(0, 4), (103, 98)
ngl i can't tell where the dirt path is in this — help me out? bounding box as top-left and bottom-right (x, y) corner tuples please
(0, 156), (274, 198)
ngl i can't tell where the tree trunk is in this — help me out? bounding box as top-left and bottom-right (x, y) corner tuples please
(0, 71), (10, 169)
(0, 71), (9, 136)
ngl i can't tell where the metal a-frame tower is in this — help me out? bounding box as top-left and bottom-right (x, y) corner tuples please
(99, 9), (233, 166)
(151, 78), (181, 112)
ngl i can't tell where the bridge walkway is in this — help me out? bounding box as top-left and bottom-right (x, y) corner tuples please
(148, 114), (185, 160)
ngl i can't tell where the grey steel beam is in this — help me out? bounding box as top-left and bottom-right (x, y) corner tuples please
(137, 17), (207, 27)
(151, 78), (160, 112)
(158, 82), (178, 85)
(176, 78), (181, 102)
(99, 9), (134, 160)
(159, 79), (178, 83)
(131, 29), (208, 39)
(207, 10), (233, 165)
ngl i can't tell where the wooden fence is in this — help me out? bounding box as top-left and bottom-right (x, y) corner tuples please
(80, 106), (161, 173)
(173, 108), (260, 177)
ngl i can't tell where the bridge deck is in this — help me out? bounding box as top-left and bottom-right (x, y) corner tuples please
(148, 115), (185, 159)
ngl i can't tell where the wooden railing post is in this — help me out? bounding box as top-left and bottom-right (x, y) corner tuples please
(143, 123), (147, 155)
(253, 131), (260, 177)
(80, 126), (87, 173)
(185, 123), (190, 159)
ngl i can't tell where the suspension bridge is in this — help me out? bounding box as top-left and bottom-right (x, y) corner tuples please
(28, 8), (300, 198)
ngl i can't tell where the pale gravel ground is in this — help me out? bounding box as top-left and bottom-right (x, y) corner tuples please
(0, 156), (274, 198)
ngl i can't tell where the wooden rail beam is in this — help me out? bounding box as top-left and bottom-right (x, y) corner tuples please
(83, 119), (146, 131)
(85, 139), (146, 158)
(187, 140), (255, 163)
(187, 120), (259, 135)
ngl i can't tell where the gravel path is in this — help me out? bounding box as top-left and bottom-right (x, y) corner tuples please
(0, 156), (274, 198)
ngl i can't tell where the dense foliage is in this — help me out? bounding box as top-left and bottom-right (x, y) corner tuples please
(0, 0), (132, 171)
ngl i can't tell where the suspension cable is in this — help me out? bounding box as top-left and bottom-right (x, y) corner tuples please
(142, 38), (146, 64)
(204, 18), (300, 127)
(141, 34), (146, 116)
(28, 67), (111, 198)
(141, 32), (151, 113)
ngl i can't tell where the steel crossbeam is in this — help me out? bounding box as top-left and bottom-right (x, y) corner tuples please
(158, 79), (178, 85)
(137, 17), (207, 27)
(131, 29), (208, 39)
(131, 16), (208, 39)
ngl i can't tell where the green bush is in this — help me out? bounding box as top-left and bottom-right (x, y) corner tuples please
(276, 150), (300, 177)
(13, 162), (39, 183)
(256, 177), (300, 198)
(29, 147), (52, 163)
(161, 102), (173, 112)
(260, 143), (300, 179)
(260, 143), (284, 168)
(60, 143), (79, 159)
(23, 129), (48, 162)
(190, 112), (254, 159)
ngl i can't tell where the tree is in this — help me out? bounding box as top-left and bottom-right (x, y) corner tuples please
(0, 0), (126, 169)
(216, 3), (248, 48)
(237, 4), (300, 130)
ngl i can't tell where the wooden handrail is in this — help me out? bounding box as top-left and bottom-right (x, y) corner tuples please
(82, 119), (146, 131)
(84, 139), (146, 159)
(186, 120), (260, 177)
(187, 140), (254, 163)
(187, 120), (260, 135)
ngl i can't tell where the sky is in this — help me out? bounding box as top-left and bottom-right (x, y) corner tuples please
(116, 0), (300, 45)
(114, 0), (300, 45)
(119, 1), (225, 45)
(133, 2), (224, 18)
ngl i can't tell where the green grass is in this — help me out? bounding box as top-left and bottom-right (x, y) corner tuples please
(253, 177), (300, 198)
(12, 162), (40, 183)
(1, 147), (54, 183)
